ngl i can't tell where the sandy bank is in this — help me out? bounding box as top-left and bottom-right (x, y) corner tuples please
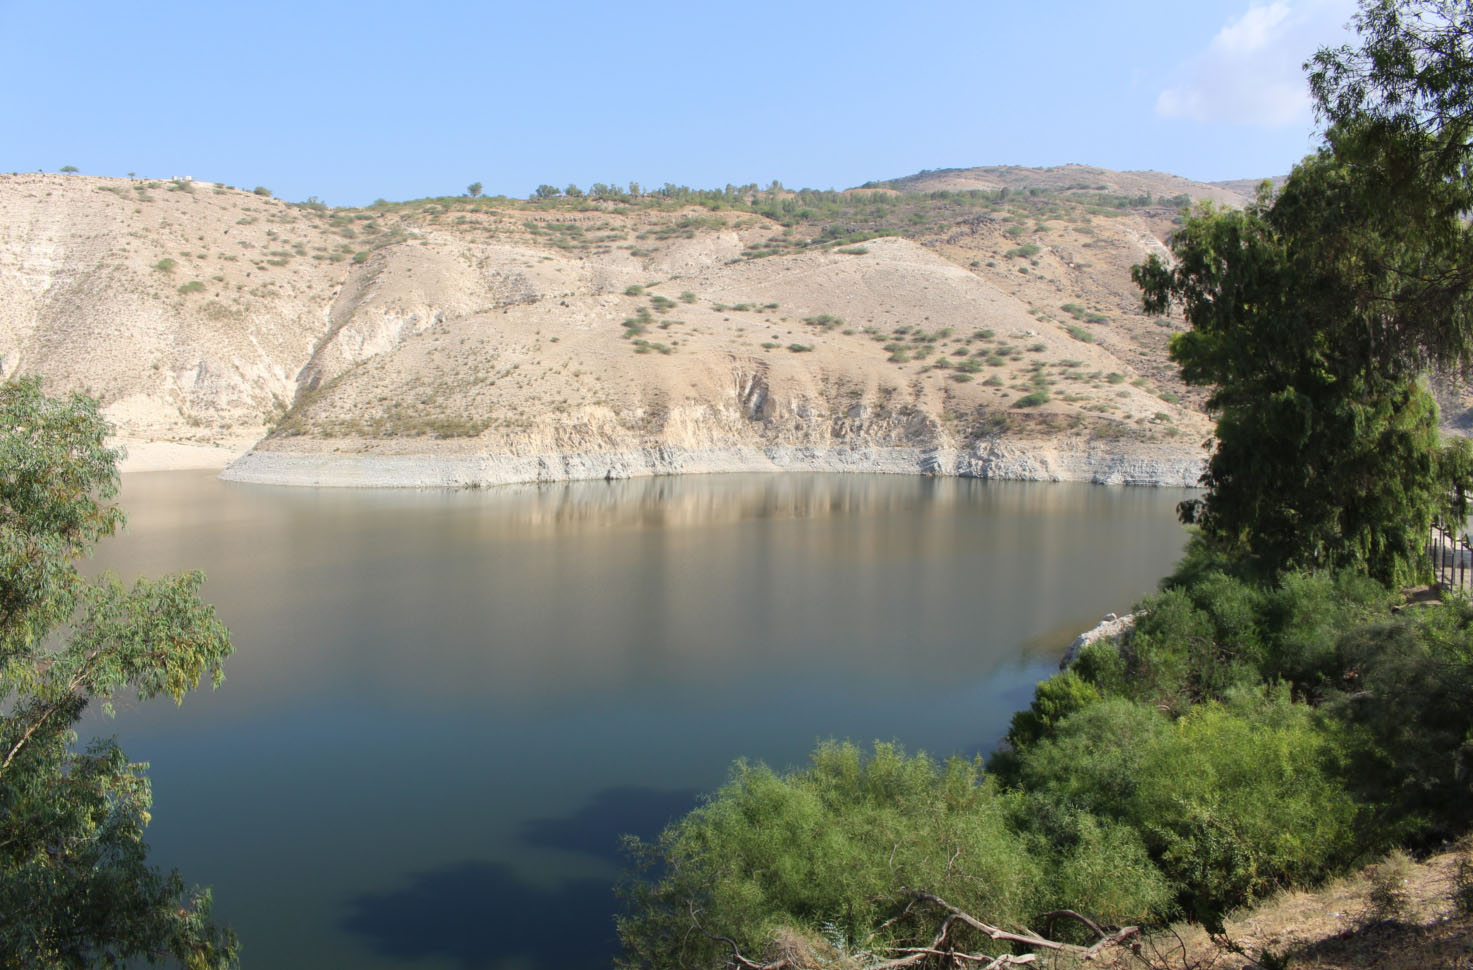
(115, 436), (260, 473)
(220, 439), (1206, 489)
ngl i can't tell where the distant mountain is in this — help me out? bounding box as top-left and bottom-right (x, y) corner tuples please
(872, 163), (1273, 207)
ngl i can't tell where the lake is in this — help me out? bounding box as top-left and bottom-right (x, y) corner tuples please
(86, 471), (1191, 970)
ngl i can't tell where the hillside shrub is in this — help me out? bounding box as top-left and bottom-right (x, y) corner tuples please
(619, 741), (1172, 970)
(619, 743), (1040, 968)
(1013, 691), (1359, 928)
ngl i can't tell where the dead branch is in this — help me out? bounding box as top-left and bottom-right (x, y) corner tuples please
(908, 892), (1139, 959)
(1038, 909), (1108, 941)
(685, 893), (1136, 970)
(687, 901), (792, 970)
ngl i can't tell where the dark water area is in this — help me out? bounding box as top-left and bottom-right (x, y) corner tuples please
(85, 471), (1191, 970)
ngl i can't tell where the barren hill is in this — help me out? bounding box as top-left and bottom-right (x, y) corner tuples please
(877, 163), (1265, 206)
(0, 167), (1258, 486)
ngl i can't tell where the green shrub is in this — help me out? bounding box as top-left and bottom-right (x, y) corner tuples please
(619, 742), (1044, 970)
(1005, 671), (1101, 749)
(1065, 324), (1093, 343)
(1013, 391), (1050, 408)
(787, 344), (813, 353)
(625, 284), (644, 296)
(252, 186), (272, 197)
(678, 291), (696, 303)
(1130, 693), (1360, 926)
(1005, 244), (1041, 259)
(1330, 606), (1473, 840)
(1016, 692), (1360, 929)
(177, 281), (205, 295)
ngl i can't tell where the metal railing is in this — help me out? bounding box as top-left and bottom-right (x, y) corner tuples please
(1430, 519), (1472, 590)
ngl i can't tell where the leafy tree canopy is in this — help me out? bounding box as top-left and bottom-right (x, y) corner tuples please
(1133, 0), (1473, 585)
(0, 378), (237, 968)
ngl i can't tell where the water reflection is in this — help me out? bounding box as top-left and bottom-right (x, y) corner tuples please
(83, 471), (1190, 970)
(342, 862), (614, 970)
(518, 786), (700, 863)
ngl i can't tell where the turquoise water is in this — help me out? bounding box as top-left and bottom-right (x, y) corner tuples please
(86, 472), (1190, 970)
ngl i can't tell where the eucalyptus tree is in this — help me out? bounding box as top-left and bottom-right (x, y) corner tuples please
(0, 379), (237, 968)
(1133, 0), (1473, 585)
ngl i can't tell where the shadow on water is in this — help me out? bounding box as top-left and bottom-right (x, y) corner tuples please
(517, 785), (700, 863)
(343, 786), (700, 969)
(341, 861), (613, 970)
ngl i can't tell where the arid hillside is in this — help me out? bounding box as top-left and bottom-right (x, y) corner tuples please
(1, 168), (1265, 484)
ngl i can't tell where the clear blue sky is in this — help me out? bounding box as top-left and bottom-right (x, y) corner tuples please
(0, 0), (1358, 207)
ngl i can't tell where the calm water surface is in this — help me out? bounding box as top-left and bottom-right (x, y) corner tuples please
(87, 472), (1190, 970)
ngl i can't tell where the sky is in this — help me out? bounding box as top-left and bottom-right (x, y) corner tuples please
(0, 0), (1359, 207)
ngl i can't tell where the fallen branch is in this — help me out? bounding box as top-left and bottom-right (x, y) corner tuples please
(908, 892), (1139, 960)
(686, 892), (1137, 970)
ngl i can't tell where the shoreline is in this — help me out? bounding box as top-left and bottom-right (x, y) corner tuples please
(219, 440), (1207, 489)
(114, 436), (260, 474)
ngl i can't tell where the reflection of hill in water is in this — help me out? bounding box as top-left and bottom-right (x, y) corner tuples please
(100, 473), (1190, 716)
(424, 473), (1185, 536)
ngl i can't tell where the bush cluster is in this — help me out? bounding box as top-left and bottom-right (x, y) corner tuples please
(619, 555), (1473, 967)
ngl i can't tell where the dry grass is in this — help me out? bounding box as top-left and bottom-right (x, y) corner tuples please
(1083, 842), (1473, 970)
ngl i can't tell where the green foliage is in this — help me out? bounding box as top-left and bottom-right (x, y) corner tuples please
(1135, 0), (1473, 586)
(59, 165), (78, 173)
(1004, 244), (1040, 259)
(618, 741), (1168, 970)
(1005, 670), (1101, 749)
(177, 280), (205, 295)
(466, 182), (482, 198)
(1013, 391), (1050, 408)
(1014, 691), (1359, 930)
(152, 258), (176, 273)
(1137, 187), (1471, 586)
(1064, 324), (1093, 343)
(1329, 605), (1473, 841)
(0, 379), (236, 968)
(251, 186), (271, 197)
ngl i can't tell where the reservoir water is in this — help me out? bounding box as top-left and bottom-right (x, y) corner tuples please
(86, 471), (1191, 970)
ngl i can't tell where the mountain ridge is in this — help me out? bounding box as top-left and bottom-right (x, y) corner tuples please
(0, 165), (1284, 485)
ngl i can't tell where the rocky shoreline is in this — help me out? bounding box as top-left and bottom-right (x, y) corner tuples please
(219, 438), (1206, 489)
